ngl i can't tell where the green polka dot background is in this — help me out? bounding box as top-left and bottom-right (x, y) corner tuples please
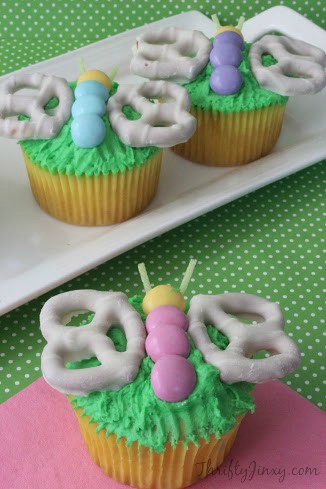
(0, 0), (324, 76)
(0, 0), (325, 412)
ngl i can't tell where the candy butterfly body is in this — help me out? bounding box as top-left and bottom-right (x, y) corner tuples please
(209, 16), (245, 95)
(71, 69), (111, 148)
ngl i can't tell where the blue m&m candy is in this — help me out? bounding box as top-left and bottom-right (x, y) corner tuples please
(71, 114), (106, 149)
(72, 95), (106, 118)
(74, 80), (109, 102)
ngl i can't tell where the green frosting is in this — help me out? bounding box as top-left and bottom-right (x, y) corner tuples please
(19, 82), (159, 177)
(183, 42), (289, 113)
(69, 295), (255, 453)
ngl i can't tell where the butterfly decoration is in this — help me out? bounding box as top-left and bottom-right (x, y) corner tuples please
(130, 16), (326, 96)
(0, 69), (196, 148)
(40, 260), (300, 402)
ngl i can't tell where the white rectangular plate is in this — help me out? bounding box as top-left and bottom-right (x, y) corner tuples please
(0, 6), (325, 316)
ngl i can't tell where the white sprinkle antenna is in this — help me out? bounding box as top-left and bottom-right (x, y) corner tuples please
(180, 259), (197, 295)
(77, 57), (86, 74)
(211, 14), (221, 31)
(109, 65), (119, 82)
(138, 263), (152, 293)
(236, 16), (245, 31)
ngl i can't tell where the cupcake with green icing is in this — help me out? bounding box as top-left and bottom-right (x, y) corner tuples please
(39, 261), (300, 489)
(129, 19), (291, 167)
(131, 17), (326, 167)
(19, 70), (163, 226)
(70, 296), (254, 489)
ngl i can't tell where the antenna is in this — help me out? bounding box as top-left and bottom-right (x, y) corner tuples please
(109, 65), (119, 82)
(138, 263), (152, 293)
(211, 14), (221, 30)
(77, 57), (86, 74)
(180, 259), (197, 295)
(236, 16), (245, 31)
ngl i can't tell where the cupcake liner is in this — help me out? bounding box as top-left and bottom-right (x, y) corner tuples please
(22, 150), (162, 226)
(172, 105), (286, 167)
(74, 407), (243, 489)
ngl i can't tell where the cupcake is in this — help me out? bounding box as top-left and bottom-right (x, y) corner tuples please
(39, 261), (300, 489)
(0, 69), (195, 225)
(130, 18), (326, 167)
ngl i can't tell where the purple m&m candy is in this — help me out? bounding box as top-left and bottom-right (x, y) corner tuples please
(213, 31), (244, 50)
(210, 42), (242, 68)
(151, 355), (196, 402)
(210, 65), (243, 95)
(146, 305), (189, 333)
(145, 324), (190, 362)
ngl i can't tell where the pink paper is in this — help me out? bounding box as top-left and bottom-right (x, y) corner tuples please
(0, 378), (325, 489)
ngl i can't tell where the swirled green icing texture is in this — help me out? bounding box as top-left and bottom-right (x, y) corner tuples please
(19, 82), (159, 177)
(183, 42), (289, 113)
(69, 295), (255, 453)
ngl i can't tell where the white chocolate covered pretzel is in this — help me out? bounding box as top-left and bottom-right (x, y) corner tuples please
(0, 72), (73, 139)
(107, 80), (196, 147)
(130, 27), (212, 82)
(188, 293), (300, 384)
(249, 35), (326, 96)
(40, 290), (146, 396)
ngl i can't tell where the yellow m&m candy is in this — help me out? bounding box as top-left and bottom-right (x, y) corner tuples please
(215, 25), (244, 39)
(77, 69), (112, 90)
(142, 285), (186, 315)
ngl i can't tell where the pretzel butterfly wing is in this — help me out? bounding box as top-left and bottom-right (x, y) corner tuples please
(130, 27), (212, 83)
(107, 80), (196, 147)
(188, 293), (300, 384)
(0, 72), (73, 139)
(249, 35), (326, 96)
(40, 290), (146, 396)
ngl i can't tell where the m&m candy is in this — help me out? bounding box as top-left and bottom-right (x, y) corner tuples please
(77, 69), (112, 90)
(210, 65), (243, 96)
(151, 355), (196, 403)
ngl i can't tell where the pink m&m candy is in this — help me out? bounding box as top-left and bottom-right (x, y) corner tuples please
(146, 305), (189, 333)
(151, 355), (197, 402)
(145, 324), (190, 362)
